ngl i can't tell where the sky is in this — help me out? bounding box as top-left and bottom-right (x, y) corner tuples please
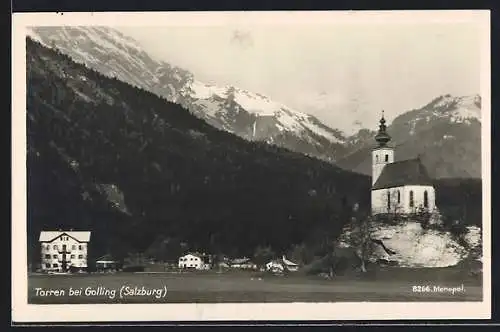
(117, 21), (481, 133)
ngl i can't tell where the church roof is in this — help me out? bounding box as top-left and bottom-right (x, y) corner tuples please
(372, 158), (433, 190)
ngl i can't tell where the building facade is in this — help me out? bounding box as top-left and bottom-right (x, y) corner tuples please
(371, 114), (437, 215)
(265, 256), (299, 272)
(178, 253), (210, 270)
(39, 231), (91, 272)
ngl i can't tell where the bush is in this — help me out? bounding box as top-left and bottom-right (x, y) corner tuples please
(122, 265), (145, 272)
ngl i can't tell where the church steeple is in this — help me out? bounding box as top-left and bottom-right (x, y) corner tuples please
(372, 111), (394, 186)
(374, 111), (391, 147)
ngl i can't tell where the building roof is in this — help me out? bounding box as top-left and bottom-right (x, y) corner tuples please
(372, 158), (433, 190)
(267, 257), (298, 266)
(179, 253), (204, 259)
(230, 258), (251, 265)
(39, 231), (91, 243)
(96, 254), (117, 263)
(282, 257), (298, 266)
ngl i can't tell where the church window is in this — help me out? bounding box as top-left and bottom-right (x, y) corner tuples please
(397, 190), (401, 204)
(424, 191), (429, 208)
(385, 154), (389, 162)
(409, 191), (414, 208)
(387, 191), (391, 211)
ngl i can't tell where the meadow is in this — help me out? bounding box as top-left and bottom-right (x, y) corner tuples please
(28, 266), (482, 304)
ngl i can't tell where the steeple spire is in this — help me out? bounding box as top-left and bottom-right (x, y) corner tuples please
(375, 110), (391, 147)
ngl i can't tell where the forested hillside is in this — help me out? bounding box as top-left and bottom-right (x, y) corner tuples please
(26, 37), (482, 269)
(26, 38), (371, 265)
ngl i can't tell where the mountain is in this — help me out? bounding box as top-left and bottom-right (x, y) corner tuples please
(26, 37), (371, 266)
(27, 26), (347, 163)
(27, 27), (482, 178)
(337, 94), (482, 179)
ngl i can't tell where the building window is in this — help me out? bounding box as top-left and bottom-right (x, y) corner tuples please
(397, 190), (401, 204)
(72, 245), (76, 250)
(71, 255), (75, 259)
(79, 245), (82, 250)
(45, 254), (50, 259)
(62, 244), (67, 251)
(424, 191), (429, 208)
(53, 254), (57, 259)
(376, 155), (379, 163)
(409, 191), (414, 208)
(53, 245), (58, 250)
(78, 255), (83, 259)
(46, 245), (51, 250)
(387, 191), (391, 211)
(385, 154), (389, 162)
(53, 264), (58, 268)
(45, 263), (51, 268)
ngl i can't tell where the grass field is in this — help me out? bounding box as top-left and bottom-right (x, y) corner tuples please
(28, 266), (483, 304)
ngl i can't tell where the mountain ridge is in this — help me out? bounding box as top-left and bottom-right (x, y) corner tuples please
(26, 37), (371, 263)
(28, 26), (482, 178)
(28, 26), (348, 162)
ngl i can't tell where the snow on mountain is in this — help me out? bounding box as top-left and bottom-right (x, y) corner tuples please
(404, 94), (481, 126)
(190, 80), (229, 100)
(189, 81), (345, 144)
(26, 26), (481, 171)
(27, 26), (347, 161)
(336, 93), (482, 179)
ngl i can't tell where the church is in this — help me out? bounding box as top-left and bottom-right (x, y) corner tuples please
(371, 113), (437, 215)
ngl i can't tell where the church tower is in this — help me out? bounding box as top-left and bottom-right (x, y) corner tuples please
(372, 112), (394, 185)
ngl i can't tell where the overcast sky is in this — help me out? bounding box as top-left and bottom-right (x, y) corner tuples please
(117, 22), (481, 133)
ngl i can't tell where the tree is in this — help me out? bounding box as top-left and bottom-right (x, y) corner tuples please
(253, 245), (275, 270)
(287, 243), (314, 266)
(348, 204), (372, 273)
(380, 188), (405, 224)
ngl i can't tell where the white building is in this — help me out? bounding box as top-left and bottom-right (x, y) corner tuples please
(266, 256), (299, 273)
(371, 113), (437, 215)
(178, 253), (210, 270)
(39, 231), (91, 272)
(230, 257), (257, 270)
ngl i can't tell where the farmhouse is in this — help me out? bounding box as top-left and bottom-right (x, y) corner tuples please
(96, 254), (120, 272)
(178, 253), (210, 270)
(230, 257), (257, 270)
(39, 230), (91, 272)
(371, 113), (437, 215)
(266, 256), (299, 273)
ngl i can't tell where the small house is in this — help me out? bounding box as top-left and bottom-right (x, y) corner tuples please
(96, 254), (120, 272)
(266, 256), (299, 273)
(230, 257), (257, 270)
(178, 253), (210, 270)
